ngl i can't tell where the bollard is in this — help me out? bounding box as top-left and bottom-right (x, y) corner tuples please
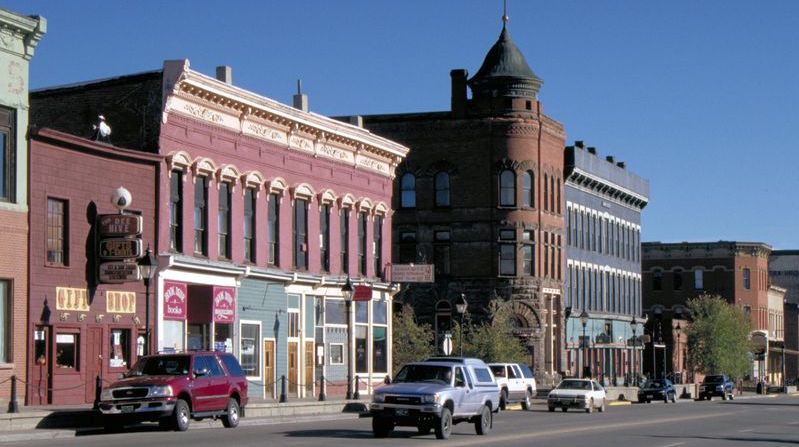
(7, 375), (18, 413)
(353, 375), (360, 400)
(279, 375), (287, 403)
(93, 375), (102, 410)
(318, 374), (326, 401)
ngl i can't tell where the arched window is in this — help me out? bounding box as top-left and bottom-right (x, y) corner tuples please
(543, 174), (549, 211)
(434, 172), (450, 207)
(499, 169), (516, 206)
(522, 171), (534, 207)
(400, 173), (416, 208)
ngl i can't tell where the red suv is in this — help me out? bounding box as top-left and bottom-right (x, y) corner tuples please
(98, 351), (248, 432)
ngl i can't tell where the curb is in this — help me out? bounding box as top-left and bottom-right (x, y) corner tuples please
(608, 401), (631, 406)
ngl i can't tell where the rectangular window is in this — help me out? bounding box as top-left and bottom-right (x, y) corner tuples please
(109, 328), (130, 368)
(325, 300), (346, 325)
(267, 193), (279, 266)
(499, 229), (516, 276)
(522, 230), (534, 276)
(373, 326), (387, 373)
(356, 301), (368, 324)
(194, 176), (208, 256)
(566, 208), (572, 246)
(288, 311), (299, 338)
(355, 325), (368, 373)
(374, 215), (383, 277)
(169, 171), (183, 252)
(398, 230), (417, 264)
(329, 344), (344, 365)
(0, 108), (14, 202)
(218, 182), (231, 259)
(293, 199), (308, 270)
(320, 204), (330, 271)
(358, 212), (367, 276)
(243, 188), (256, 262)
(0, 281), (9, 363)
(340, 210), (349, 274)
(55, 333), (78, 370)
(433, 230), (451, 276)
(240, 323), (261, 377)
(46, 198), (68, 265)
(544, 232), (550, 277)
(743, 267), (751, 290)
(694, 269), (703, 290)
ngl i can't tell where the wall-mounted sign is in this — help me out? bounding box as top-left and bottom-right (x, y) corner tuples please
(390, 264), (434, 283)
(99, 262), (141, 283)
(55, 287), (90, 312)
(98, 214), (142, 237)
(353, 285), (372, 302)
(99, 238), (142, 260)
(213, 286), (236, 323)
(106, 291), (136, 314)
(163, 281), (187, 320)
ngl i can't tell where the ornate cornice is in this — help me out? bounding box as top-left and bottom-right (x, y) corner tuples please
(567, 167), (649, 210)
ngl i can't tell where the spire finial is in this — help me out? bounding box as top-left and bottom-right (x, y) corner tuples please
(502, 0), (509, 28)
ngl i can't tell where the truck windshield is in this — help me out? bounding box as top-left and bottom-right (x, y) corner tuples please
(394, 365), (452, 384)
(127, 355), (191, 376)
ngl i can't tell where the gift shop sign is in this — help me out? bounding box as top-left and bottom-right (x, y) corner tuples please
(213, 286), (236, 323)
(163, 281), (187, 320)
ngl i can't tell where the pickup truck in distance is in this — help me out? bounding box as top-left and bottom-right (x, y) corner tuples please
(98, 351), (248, 432)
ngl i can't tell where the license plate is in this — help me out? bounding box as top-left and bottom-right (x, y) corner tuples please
(646, 394), (653, 399)
(121, 405), (134, 413)
(395, 409), (408, 416)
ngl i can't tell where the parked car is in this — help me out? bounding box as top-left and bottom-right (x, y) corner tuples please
(637, 379), (677, 403)
(488, 363), (537, 410)
(547, 378), (606, 413)
(98, 351), (248, 432)
(370, 357), (500, 440)
(698, 374), (735, 400)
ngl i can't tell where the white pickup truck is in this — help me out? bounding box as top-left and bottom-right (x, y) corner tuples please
(488, 363), (537, 411)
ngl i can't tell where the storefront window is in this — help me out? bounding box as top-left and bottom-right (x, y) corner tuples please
(325, 300), (346, 325)
(355, 325), (368, 372)
(373, 301), (387, 325)
(214, 324), (232, 352)
(162, 320), (185, 353)
(187, 323), (209, 351)
(240, 323), (260, 377)
(329, 344), (343, 365)
(355, 301), (368, 324)
(56, 333), (78, 370)
(373, 326), (387, 373)
(109, 329), (130, 368)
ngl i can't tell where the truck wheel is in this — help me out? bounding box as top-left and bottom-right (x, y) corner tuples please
(372, 416), (394, 438)
(521, 389), (533, 411)
(499, 389), (508, 410)
(722, 393), (728, 401)
(435, 407), (452, 440)
(222, 398), (240, 428)
(599, 398), (606, 412)
(475, 404), (492, 435)
(548, 406), (555, 412)
(729, 393), (734, 401)
(174, 399), (191, 432)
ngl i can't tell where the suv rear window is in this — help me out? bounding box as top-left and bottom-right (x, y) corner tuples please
(489, 365), (506, 377)
(472, 367), (494, 383)
(704, 375), (724, 383)
(219, 354), (245, 377)
(517, 364), (535, 379)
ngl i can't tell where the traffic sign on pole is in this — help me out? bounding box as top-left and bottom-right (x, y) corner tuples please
(442, 332), (453, 356)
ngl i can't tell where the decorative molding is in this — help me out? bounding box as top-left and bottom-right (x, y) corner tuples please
(338, 193), (356, 209)
(266, 177), (288, 194)
(216, 164), (240, 189)
(318, 189), (337, 205)
(241, 171), (265, 194)
(166, 150), (192, 175)
(291, 183), (316, 200)
(192, 157), (217, 181)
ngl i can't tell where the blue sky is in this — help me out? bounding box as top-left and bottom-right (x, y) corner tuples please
(8, 0), (799, 249)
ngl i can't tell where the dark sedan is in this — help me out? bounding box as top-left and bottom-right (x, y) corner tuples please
(637, 379), (677, 403)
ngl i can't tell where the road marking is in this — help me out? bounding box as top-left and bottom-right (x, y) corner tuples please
(662, 443), (685, 447)
(738, 428), (754, 432)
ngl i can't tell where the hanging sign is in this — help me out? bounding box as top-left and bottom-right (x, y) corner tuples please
(163, 281), (187, 320)
(213, 286), (236, 323)
(353, 285), (372, 302)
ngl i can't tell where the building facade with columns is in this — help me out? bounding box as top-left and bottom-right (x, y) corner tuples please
(31, 60), (408, 401)
(563, 142), (649, 384)
(357, 20), (566, 382)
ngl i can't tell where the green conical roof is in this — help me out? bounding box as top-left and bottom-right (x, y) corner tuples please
(469, 26), (542, 99)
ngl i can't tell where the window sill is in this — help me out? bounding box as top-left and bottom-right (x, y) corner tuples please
(0, 363), (13, 370)
(45, 264), (70, 270)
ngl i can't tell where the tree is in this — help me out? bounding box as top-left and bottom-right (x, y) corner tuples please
(457, 300), (528, 363)
(686, 294), (752, 378)
(392, 304), (435, 372)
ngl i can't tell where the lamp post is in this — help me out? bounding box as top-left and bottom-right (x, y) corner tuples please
(675, 322), (681, 383)
(564, 307), (572, 375)
(341, 276), (354, 400)
(630, 316), (638, 386)
(455, 294), (468, 357)
(580, 310), (589, 378)
(137, 246), (157, 356)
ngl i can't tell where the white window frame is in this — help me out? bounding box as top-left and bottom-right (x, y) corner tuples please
(329, 343), (344, 365)
(239, 319), (262, 381)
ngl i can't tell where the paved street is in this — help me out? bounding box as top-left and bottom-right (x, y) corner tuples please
(4, 395), (799, 446)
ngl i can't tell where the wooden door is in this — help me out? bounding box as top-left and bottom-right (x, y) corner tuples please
(263, 340), (275, 399)
(85, 327), (103, 403)
(304, 341), (314, 396)
(288, 342), (298, 394)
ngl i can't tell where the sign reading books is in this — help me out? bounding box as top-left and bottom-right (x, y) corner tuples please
(163, 281), (187, 320)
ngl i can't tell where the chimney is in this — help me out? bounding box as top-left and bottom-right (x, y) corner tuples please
(450, 69), (468, 117)
(215, 66), (232, 84)
(606, 155), (615, 163)
(348, 115), (363, 127)
(293, 79), (308, 112)
(574, 140), (584, 148)
(616, 161), (626, 169)
(587, 147), (597, 155)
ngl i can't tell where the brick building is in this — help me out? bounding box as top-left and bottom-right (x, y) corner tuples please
(358, 19), (566, 380)
(31, 60), (408, 401)
(0, 8), (45, 407)
(642, 241), (774, 382)
(769, 250), (799, 383)
(27, 128), (160, 405)
(563, 142), (649, 384)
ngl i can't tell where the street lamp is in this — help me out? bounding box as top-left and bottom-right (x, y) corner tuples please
(675, 322), (681, 383)
(455, 294), (468, 357)
(564, 307), (572, 375)
(630, 316), (638, 386)
(580, 310), (589, 378)
(341, 276), (354, 400)
(137, 245), (157, 356)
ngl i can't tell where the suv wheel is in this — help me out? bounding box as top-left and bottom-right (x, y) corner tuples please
(586, 398), (594, 413)
(499, 389), (508, 411)
(521, 389), (533, 411)
(475, 404), (492, 435)
(174, 399), (191, 432)
(372, 416), (394, 438)
(222, 398), (240, 428)
(435, 407), (452, 440)
(722, 393), (728, 401)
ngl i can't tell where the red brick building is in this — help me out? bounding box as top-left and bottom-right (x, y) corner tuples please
(358, 20), (566, 380)
(27, 128), (160, 404)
